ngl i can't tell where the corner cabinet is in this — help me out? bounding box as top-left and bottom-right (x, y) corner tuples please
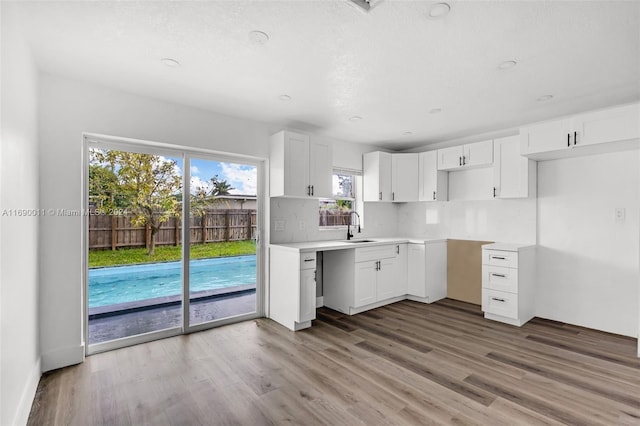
(481, 243), (535, 327)
(492, 135), (536, 199)
(363, 151), (392, 201)
(437, 140), (493, 171)
(270, 130), (332, 198)
(323, 243), (407, 315)
(269, 247), (317, 331)
(520, 103), (640, 160)
(418, 151), (448, 201)
(391, 154), (419, 202)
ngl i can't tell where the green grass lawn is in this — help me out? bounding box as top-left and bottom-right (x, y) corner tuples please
(89, 240), (256, 268)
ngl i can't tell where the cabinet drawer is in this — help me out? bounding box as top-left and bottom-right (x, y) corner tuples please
(483, 250), (518, 268)
(483, 265), (518, 293)
(355, 244), (398, 263)
(482, 289), (518, 319)
(300, 252), (317, 270)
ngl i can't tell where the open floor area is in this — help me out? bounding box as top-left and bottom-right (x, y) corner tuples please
(29, 299), (640, 425)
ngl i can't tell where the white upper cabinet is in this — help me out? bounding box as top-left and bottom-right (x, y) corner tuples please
(492, 135), (536, 199)
(363, 151), (392, 201)
(270, 130), (332, 198)
(418, 151), (448, 201)
(520, 103), (640, 160)
(391, 154), (419, 202)
(437, 140), (493, 170)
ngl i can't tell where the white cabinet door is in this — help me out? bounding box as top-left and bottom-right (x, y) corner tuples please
(283, 132), (310, 197)
(363, 151), (392, 201)
(464, 140), (493, 167)
(493, 135), (535, 199)
(299, 269), (317, 322)
(354, 261), (377, 307)
(407, 243), (426, 297)
(437, 146), (464, 170)
(391, 154), (419, 202)
(419, 151), (448, 201)
(376, 257), (398, 300)
(309, 140), (332, 198)
(573, 103), (640, 147)
(520, 118), (572, 155)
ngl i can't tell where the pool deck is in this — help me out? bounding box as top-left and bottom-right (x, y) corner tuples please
(88, 290), (256, 344)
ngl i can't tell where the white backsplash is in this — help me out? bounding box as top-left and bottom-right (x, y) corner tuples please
(270, 198), (398, 244)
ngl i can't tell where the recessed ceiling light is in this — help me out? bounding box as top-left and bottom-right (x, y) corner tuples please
(428, 2), (451, 19)
(160, 58), (180, 68)
(498, 60), (517, 70)
(278, 95), (292, 101)
(249, 30), (269, 45)
(349, 116), (363, 122)
(537, 94), (554, 102)
(429, 108), (442, 114)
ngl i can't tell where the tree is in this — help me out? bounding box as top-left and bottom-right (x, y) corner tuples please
(91, 149), (181, 255)
(211, 175), (234, 196)
(190, 174), (234, 215)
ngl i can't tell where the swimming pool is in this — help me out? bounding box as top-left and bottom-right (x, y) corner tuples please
(88, 255), (256, 308)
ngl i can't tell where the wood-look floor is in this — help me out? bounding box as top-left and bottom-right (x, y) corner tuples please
(28, 299), (640, 425)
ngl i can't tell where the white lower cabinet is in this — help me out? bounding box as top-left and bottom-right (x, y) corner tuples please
(481, 243), (535, 326)
(324, 243), (407, 315)
(269, 247), (317, 331)
(407, 240), (447, 303)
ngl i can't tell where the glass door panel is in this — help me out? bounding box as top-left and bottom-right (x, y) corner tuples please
(188, 158), (258, 326)
(87, 147), (183, 345)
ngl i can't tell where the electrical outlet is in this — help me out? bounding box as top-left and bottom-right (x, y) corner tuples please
(274, 220), (285, 231)
(299, 220), (306, 230)
(614, 208), (625, 223)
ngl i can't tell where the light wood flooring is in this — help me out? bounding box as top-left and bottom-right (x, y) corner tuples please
(28, 299), (640, 425)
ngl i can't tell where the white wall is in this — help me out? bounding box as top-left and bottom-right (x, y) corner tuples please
(537, 151), (639, 337)
(1, 4), (42, 425)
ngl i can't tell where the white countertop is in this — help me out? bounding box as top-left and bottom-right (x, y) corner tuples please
(270, 237), (448, 252)
(482, 242), (536, 251)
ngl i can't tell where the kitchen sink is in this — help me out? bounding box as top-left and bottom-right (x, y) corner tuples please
(344, 239), (375, 243)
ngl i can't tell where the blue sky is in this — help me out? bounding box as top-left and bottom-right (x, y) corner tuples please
(189, 158), (257, 196)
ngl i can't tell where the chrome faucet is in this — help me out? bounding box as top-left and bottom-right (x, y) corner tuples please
(346, 211), (361, 240)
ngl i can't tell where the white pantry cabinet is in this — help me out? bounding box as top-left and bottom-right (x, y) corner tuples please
(418, 151), (448, 201)
(391, 153), (419, 202)
(520, 103), (640, 160)
(270, 130), (332, 198)
(269, 247), (317, 331)
(363, 151), (392, 201)
(407, 240), (447, 303)
(437, 140), (493, 170)
(492, 135), (536, 199)
(481, 243), (535, 327)
(324, 243), (407, 315)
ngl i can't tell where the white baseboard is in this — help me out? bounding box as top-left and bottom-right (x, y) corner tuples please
(316, 296), (324, 308)
(41, 343), (84, 372)
(13, 357), (41, 426)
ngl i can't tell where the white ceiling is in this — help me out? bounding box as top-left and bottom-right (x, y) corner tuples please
(15, 0), (640, 150)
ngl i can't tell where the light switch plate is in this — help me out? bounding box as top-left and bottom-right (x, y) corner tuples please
(275, 220), (285, 231)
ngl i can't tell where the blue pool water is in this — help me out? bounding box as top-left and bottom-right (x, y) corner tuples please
(89, 255), (256, 308)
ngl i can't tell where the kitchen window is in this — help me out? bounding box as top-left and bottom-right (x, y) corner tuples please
(319, 169), (363, 229)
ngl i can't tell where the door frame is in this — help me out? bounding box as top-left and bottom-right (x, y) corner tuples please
(82, 133), (266, 355)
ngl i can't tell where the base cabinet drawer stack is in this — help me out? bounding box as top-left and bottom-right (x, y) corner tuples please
(481, 243), (535, 326)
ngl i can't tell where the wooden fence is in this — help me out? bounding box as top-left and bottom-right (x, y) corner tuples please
(319, 210), (353, 227)
(89, 209), (257, 250)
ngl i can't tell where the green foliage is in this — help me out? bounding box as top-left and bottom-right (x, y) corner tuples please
(190, 174), (234, 216)
(88, 241), (256, 268)
(90, 149), (182, 255)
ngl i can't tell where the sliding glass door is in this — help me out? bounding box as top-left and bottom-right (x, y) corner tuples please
(85, 137), (261, 353)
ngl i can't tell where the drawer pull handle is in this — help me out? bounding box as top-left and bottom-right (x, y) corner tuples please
(491, 297), (506, 302)
(491, 273), (506, 278)
(491, 256), (506, 260)
(304, 258), (314, 262)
